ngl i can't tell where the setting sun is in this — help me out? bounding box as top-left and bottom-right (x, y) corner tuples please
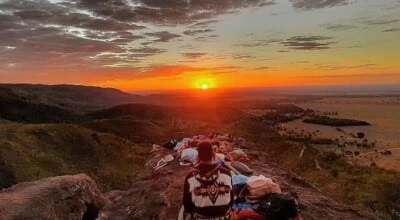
(201, 83), (209, 90)
(193, 77), (216, 90)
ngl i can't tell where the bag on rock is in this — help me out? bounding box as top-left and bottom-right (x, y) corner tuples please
(256, 193), (299, 220)
(231, 161), (253, 175)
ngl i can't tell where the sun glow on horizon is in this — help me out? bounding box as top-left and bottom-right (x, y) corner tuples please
(193, 76), (216, 90)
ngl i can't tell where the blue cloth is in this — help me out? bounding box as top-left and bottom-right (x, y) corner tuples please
(232, 203), (253, 211)
(232, 174), (249, 185)
(216, 158), (224, 166)
(232, 203), (259, 211)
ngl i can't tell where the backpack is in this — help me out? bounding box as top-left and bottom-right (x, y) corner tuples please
(256, 193), (299, 220)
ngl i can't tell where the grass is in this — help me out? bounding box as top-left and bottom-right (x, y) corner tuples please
(237, 116), (400, 218)
(0, 123), (149, 191)
(82, 117), (167, 144)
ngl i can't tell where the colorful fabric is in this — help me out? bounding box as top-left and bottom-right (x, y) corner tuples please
(183, 163), (234, 220)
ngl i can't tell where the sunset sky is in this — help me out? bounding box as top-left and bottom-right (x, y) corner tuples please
(0, 0), (399, 91)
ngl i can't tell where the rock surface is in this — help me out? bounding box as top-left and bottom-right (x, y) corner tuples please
(0, 174), (106, 220)
(99, 143), (378, 220)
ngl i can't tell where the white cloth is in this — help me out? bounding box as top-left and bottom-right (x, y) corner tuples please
(216, 153), (226, 161)
(174, 138), (192, 151)
(180, 148), (198, 164)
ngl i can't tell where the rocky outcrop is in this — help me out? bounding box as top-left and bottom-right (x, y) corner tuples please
(98, 145), (378, 220)
(0, 174), (106, 220)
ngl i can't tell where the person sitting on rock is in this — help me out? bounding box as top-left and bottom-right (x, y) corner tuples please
(182, 141), (234, 220)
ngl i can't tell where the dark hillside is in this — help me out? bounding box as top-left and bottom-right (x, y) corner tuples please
(87, 103), (171, 120)
(84, 103), (245, 145)
(0, 84), (144, 111)
(83, 118), (168, 144)
(0, 97), (79, 123)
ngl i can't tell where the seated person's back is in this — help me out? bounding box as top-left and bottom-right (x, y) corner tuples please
(183, 141), (233, 220)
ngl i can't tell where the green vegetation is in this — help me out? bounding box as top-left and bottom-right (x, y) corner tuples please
(303, 116), (370, 126)
(0, 84), (142, 112)
(238, 117), (400, 219)
(0, 123), (148, 191)
(0, 99), (81, 123)
(83, 117), (167, 144)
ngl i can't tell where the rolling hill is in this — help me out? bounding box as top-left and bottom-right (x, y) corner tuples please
(0, 123), (148, 190)
(0, 84), (144, 112)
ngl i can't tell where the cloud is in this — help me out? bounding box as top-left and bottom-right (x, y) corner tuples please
(137, 65), (204, 79)
(69, 0), (276, 25)
(305, 72), (398, 79)
(232, 54), (256, 59)
(181, 52), (207, 59)
(324, 24), (357, 31)
(290, 0), (349, 9)
(254, 66), (270, 70)
(110, 33), (145, 43)
(310, 63), (377, 71)
(183, 29), (214, 36)
(12, 9), (145, 32)
(130, 47), (165, 54)
(192, 34), (219, 42)
(281, 36), (335, 50)
(294, 61), (310, 64)
(382, 28), (400, 32)
(210, 66), (241, 74)
(359, 18), (400, 25)
(145, 31), (180, 42)
(189, 20), (219, 28)
(131, 64), (240, 79)
(0, 0), (277, 77)
(235, 39), (280, 47)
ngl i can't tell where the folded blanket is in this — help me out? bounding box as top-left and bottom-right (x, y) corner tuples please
(247, 179), (281, 200)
